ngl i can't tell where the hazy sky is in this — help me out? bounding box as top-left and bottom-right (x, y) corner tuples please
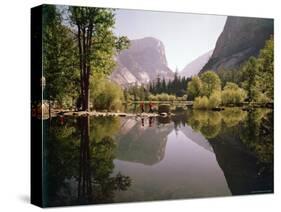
(114, 9), (227, 71)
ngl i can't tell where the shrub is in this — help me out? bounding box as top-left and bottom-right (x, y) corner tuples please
(169, 95), (177, 101)
(91, 78), (124, 111)
(193, 96), (209, 109)
(149, 93), (176, 101)
(193, 92), (221, 110)
(148, 94), (157, 101)
(208, 91), (221, 109)
(160, 93), (169, 101)
(221, 82), (246, 105)
(255, 92), (271, 104)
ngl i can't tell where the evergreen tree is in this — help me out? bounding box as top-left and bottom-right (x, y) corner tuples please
(155, 75), (161, 93)
(161, 78), (166, 93)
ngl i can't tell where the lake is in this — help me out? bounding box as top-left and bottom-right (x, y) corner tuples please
(42, 108), (273, 207)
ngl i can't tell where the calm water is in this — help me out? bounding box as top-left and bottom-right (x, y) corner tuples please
(42, 108), (273, 207)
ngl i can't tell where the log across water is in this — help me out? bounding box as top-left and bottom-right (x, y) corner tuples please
(53, 110), (171, 118)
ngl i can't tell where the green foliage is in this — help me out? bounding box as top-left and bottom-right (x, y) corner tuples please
(200, 71), (221, 97)
(187, 76), (202, 100)
(90, 74), (124, 111)
(241, 57), (258, 102)
(255, 92), (271, 104)
(216, 68), (242, 87)
(158, 93), (169, 101)
(147, 94), (157, 101)
(149, 74), (191, 97)
(43, 5), (79, 107)
(188, 71), (222, 109)
(214, 37), (274, 106)
(221, 82), (246, 105)
(193, 91), (221, 110)
(208, 91), (222, 109)
(256, 36), (274, 101)
(240, 37), (273, 103)
(69, 6), (129, 110)
(193, 96), (209, 109)
(125, 85), (150, 101)
(148, 93), (178, 101)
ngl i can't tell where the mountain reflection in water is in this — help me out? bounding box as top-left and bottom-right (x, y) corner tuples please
(43, 108), (273, 207)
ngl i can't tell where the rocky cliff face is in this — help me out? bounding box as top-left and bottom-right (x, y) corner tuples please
(110, 37), (174, 86)
(180, 50), (213, 78)
(201, 16), (273, 72)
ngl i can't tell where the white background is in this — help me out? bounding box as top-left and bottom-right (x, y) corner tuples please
(0, 0), (280, 211)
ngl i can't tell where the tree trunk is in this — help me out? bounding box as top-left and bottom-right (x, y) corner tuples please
(84, 80), (89, 111)
(77, 23), (92, 112)
(77, 116), (91, 203)
(48, 99), (52, 121)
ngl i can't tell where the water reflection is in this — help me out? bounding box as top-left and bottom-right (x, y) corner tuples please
(116, 116), (172, 165)
(43, 108), (273, 206)
(44, 116), (131, 207)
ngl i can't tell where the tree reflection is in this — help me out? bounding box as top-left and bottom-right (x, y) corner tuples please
(221, 108), (247, 128)
(240, 109), (273, 167)
(186, 110), (222, 139)
(206, 108), (273, 195)
(186, 109), (250, 139)
(44, 116), (131, 207)
(44, 109), (273, 206)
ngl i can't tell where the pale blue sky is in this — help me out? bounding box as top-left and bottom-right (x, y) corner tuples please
(114, 9), (227, 71)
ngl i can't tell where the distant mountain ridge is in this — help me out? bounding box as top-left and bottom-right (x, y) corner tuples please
(180, 50), (213, 78)
(110, 37), (174, 86)
(201, 16), (273, 72)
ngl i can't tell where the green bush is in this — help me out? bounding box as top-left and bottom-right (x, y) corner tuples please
(90, 76), (124, 111)
(148, 94), (157, 101)
(148, 93), (176, 101)
(193, 96), (209, 109)
(221, 82), (246, 105)
(255, 92), (271, 104)
(208, 91), (221, 109)
(158, 93), (169, 101)
(193, 91), (221, 110)
(169, 95), (177, 101)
